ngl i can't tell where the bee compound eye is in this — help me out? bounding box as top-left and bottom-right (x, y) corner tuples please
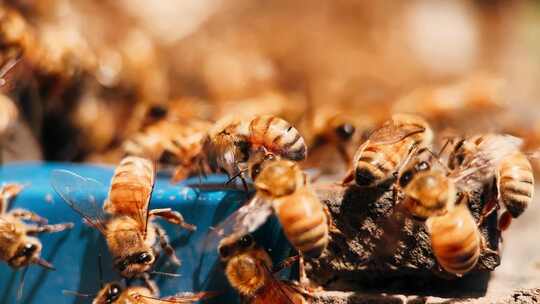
(336, 123), (356, 140)
(21, 243), (37, 256)
(399, 170), (414, 187)
(218, 245), (231, 258)
(239, 235), (253, 248)
(137, 252), (153, 264)
(116, 260), (129, 272)
(108, 284), (122, 300)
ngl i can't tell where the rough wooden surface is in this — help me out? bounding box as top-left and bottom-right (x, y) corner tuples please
(302, 182), (513, 303)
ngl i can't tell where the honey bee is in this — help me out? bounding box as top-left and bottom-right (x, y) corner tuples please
(122, 119), (212, 183)
(496, 151), (534, 230)
(426, 195), (485, 276)
(201, 115), (307, 185)
(89, 282), (214, 304)
(445, 133), (531, 229)
(212, 160), (328, 259)
(51, 156), (196, 281)
(343, 113), (433, 187)
(0, 183), (73, 270)
(0, 6), (33, 66)
(218, 234), (307, 304)
(66, 281), (215, 304)
(398, 134), (524, 221)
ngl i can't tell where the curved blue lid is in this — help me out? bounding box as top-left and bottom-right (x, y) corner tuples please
(0, 162), (291, 303)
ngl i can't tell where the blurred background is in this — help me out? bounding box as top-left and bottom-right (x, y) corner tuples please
(2, 0), (540, 170)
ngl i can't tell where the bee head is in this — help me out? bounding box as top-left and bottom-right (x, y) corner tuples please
(249, 152), (277, 180)
(335, 123), (356, 141)
(218, 234), (255, 261)
(115, 251), (155, 277)
(402, 171), (454, 220)
(94, 282), (123, 304)
(222, 235), (272, 296)
(254, 160), (301, 197)
(8, 238), (42, 268)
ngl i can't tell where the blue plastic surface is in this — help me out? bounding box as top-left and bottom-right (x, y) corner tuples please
(0, 162), (292, 303)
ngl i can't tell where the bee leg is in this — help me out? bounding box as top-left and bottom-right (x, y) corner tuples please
(0, 183), (24, 214)
(273, 255), (300, 273)
(26, 222), (74, 235)
(480, 234), (498, 255)
(477, 196), (499, 227)
(298, 255), (309, 287)
(155, 224), (181, 266)
(149, 208), (196, 231)
(497, 211), (512, 242)
(8, 209), (48, 225)
(141, 273), (159, 296)
(340, 169), (355, 186)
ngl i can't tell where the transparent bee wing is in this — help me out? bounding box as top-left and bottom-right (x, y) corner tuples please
(50, 169), (108, 234)
(205, 195), (274, 251)
(451, 134), (522, 192)
(139, 291), (219, 303)
(251, 264), (298, 304)
(368, 122), (425, 145)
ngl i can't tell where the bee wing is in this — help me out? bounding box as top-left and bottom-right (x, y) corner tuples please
(205, 195), (273, 251)
(368, 122), (425, 145)
(146, 291), (219, 303)
(251, 264), (299, 304)
(50, 169), (108, 234)
(451, 134), (522, 192)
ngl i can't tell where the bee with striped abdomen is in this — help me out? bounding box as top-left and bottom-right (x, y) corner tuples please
(343, 113), (433, 187)
(200, 115), (307, 186)
(52, 156), (196, 287)
(218, 235), (307, 304)
(426, 195), (488, 276)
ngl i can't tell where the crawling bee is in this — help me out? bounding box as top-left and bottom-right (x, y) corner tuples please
(426, 195), (486, 276)
(0, 183), (73, 270)
(496, 151), (534, 230)
(343, 113), (433, 187)
(399, 134), (525, 221)
(66, 281), (215, 304)
(90, 282), (214, 304)
(52, 156), (196, 286)
(122, 118), (212, 183)
(304, 109), (359, 167)
(446, 133), (532, 230)
(218, 234), (307, 304)
(0, 6), (33, 66)
(212, 160), (328, 259)
(200, 115), (307, 185)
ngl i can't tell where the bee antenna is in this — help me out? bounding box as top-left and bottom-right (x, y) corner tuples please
(150, 271), (181, 278)
(0, 57), (19, 87)
(33, 257), (55, 270)
(16, 266), (29, 301)
(225, 171), (244, 185)
(62, 290), (94, 298)
(145, 160), (158, 238)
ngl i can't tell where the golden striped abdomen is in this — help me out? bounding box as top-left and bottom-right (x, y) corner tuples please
(106, 156), (154, 218)
(427, 204), (480, 276)
(275, 188), (328, 258)
(248, 115), (307, 161)
(498, 151), (534, 218)
(355, 139), (412, 187)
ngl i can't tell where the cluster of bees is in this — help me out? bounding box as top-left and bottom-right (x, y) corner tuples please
(1, 107), (536, 303)
(0, 1), (537, 303)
